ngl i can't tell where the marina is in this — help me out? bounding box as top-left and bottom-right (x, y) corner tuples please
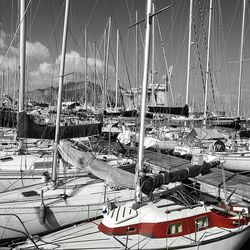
(1, 0), (250, 249)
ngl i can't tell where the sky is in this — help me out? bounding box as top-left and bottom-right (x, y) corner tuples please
(0, 0), (249, 116)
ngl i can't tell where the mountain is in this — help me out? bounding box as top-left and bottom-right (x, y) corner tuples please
(26, 81), (117, 107)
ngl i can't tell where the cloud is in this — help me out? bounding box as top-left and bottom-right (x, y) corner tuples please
(0, 30), (6, 49)
(28, 49), (116, 90)
(0, 38), (5, 49)
(0, 55), (18, 70)
(26, 41), (50, 61)
(38, 61), (55, 75)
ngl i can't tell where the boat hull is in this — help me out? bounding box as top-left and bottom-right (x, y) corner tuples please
(203, 153), (250, 172)
(0, 176), (134, 241)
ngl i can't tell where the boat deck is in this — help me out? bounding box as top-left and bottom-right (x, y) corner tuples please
(143, 150), (250, 203)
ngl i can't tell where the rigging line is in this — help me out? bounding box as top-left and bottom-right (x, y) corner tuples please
(119, 32), (135, 108)
(0, 0), (32, 68)
(197, 0), (216, 109)
(26, 0), (41, 40)
(192, 14), (206, 97)
(108, 0), (135, 90)
(49, 1), (67, 62)
(87, 39), (106, 106)
(211, 1), (224, 111)
(156, 15), (174, 104)
(172, 0), (188, 79)
(86, 0), (99, 28)
(218, 1), (240, 110)
(124, 0), (135, 84)
(108, 33), (125, 108)
(0, 0), (8, 31)
(10, 0), (14, 40)
(139, 25), (145, 48)
(125, 0), (135, 48)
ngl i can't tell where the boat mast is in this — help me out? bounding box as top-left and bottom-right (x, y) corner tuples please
(105, 16), (111, 108)
(19, 0), (26, 111)
(52, 0), (70, 184)
(203, 0), (212, 124)
(135, 10), (139, 110)
(185, 0), (193, 107)
(84, 26), (87, 109)
(237, 0), (246, 117)
(115, 29), (119, 109)
(102, 28), (106, 109)
(94, 41), (97, 110)
(151, 2), (155, 106)
(135, 0), (152, 203)
(0, 71), (4, 107)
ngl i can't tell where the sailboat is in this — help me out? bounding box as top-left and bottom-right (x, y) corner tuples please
(0, 0), (135, 243)
(98, 1), (250, 249)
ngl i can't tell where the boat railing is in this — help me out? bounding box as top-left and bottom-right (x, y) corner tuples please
(0, 213), (39, 248)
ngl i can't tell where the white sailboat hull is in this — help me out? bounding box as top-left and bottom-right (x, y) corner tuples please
(16, 217), (250, 250)
(204, 153), (250, 172)
(0, 176), (134, 241)
(112, 225), (250, 250)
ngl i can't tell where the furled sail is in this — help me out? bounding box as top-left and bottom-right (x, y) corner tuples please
(58, 139), (135, 189)
(141, 161), (220, 195)
(148, 104), (189, 117)
(17, 111), (102, 139)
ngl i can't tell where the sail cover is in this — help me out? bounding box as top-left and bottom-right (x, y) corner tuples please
(141, 161), (220, 195)
(58, 139), (135, 189)
(17, 111), (102, 139)
(0, 108), (17, 128)
(148, 104), (189, 117)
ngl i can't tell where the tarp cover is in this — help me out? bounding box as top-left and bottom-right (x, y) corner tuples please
(141, 161), (220, 195)
(148, 104), (189, 117)
(186, 127), (226, 140)
(0, 108), (17, 128)
(17, 111), (102, 139)
(239, 130), (250, 139)
(58, 140), (135, 189)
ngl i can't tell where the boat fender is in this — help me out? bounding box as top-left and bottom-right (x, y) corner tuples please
(39, 203), (46, 225)
(41, 171), (51, 183)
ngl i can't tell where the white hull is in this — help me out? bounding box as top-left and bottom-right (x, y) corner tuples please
(203, 153), (250, 172)
(144, 136), (179, 150)
(16, 218), (250, 250)
(0, 176), (134, 241)
(116, 224), (250, 250)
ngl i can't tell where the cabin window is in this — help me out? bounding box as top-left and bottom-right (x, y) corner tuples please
(0, 156), (13, 162)
(22, 190), (39, 197)
(195, 216), (209, 230)
(167, 223), (183, 235)
(126, 226), (136, 233)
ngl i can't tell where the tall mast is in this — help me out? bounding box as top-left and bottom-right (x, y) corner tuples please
(104, 16), (111, 109)
(19, 0), (26, 111)
(52, 0), (70, 184)
(94, 41), (97, 110)
(135, 0), (152, 203)
(237, 0), (246, 117)
(102, 28), (106, 109)
(84, 26), (88, 109)
(115, 29), (119, 109)
(135, 10), (139, 110)
(151, 2), (155, 106)
(203, 0), (212, 124)
(185, 0), (193, 106)
(0, 71), (4, 107)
